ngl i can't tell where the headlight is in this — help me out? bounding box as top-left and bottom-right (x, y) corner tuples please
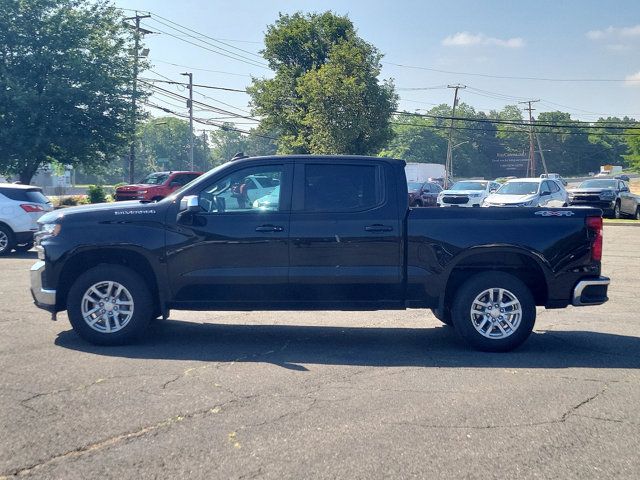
(41, 223), (61, 236)
(599, 190), (615, 199)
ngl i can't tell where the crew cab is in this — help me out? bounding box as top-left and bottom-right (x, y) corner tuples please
(30, 155), (610, 352)
(568, 178), (639, 219)
(114, 171), (202, 202)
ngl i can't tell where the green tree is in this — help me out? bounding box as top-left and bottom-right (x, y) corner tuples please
(624, 128), (640, 171)
(248, 12), (397, 155)
(137, 117), (209, 174)
(0, 0), (144, 183)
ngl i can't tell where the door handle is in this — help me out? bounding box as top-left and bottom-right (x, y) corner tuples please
(364, 224), (393, 232)
(255, 224), (284, 232)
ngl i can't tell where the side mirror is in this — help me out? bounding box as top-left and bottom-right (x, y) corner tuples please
(621, 187), (629, 192)
(179, 195), (201, 213)
(540, 191), (551, 197)
(490, 189), (497, 193)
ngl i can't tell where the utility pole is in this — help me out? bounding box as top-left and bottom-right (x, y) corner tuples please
(124, 12), (151, 184)
(519, 100), (540, 177)
(445, 84), (466, 187)
(181, 72), (194, 171)
(198, 129), (209, 171)
(534, 131), (549, 175)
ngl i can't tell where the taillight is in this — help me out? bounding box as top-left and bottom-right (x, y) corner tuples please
(586, 216), (603, 261)
(20, 204), (45, 213)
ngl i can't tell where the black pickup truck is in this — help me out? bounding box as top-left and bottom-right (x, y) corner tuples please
(30, 155), (609, 351)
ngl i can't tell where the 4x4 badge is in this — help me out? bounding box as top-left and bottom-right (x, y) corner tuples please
(535, 210), (575, 217)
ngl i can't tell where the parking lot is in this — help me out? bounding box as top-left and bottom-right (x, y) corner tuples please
(1, 225), (639, 479)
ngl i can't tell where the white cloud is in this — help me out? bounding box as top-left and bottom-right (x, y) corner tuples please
(587, 24), (640, 40)
(442, 32), (524, 48)
(625, 71), (640, 86)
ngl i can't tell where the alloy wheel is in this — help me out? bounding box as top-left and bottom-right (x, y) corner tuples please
(81, 281), (135, 333)
(469, 287), (522, 339)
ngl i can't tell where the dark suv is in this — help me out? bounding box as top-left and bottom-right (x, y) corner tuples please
(407, 181), (442, 207)
(568, 178), (639, 219)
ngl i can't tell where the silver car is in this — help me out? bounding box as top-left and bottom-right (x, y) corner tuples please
(483, 178), (568, 207)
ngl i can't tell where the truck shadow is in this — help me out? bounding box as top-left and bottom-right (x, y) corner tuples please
(55, 318), (640, 370)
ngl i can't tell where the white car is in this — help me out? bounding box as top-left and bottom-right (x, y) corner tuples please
(437, 180), (501, 207)
(483, 178), (568, 208)
(0, 183), (53, 255)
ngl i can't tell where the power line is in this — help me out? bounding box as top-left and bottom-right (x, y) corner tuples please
(396, 111), (640, 130)
(150, 59), (253, 77)
(391, 120), (640, 136)
(384, 61), (640, 83)
(146, 18), (268, 69)
(147, 23), (269, 69)
(140, 80), (260, 122)
(150, 13), (265, 60)
(139, 78), (247, 93)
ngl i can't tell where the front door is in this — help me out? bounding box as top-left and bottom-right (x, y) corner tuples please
(166, 162), (292, 306)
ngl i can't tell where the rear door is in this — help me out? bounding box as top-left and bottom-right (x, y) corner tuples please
(288, 159), (403, 305)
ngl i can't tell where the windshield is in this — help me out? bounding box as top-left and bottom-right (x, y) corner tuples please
(140, 173), (169, 185)
(496, 181), (539, 195)
(578, 179), (617, 189)
(407, 182), (422, 190)
(450, 181), (487, 191)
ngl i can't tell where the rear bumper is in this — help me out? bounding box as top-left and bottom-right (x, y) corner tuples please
(30, 260), (57, 312)
(572, 276), (610, 306)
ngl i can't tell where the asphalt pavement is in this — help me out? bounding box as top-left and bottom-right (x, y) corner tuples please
(1, 226), (639, 479)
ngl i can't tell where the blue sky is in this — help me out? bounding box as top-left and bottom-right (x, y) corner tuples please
(114, 0), (640, 132)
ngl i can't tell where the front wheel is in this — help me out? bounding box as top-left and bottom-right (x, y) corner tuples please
(613, 201), (621, 219)
(451, 272), (536, 352)
(67, 265), (153, 345)
(0, 225), (15, 256)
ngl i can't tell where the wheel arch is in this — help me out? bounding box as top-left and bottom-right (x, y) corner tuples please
(56, 247), (163, 315)
(441, 247), (550, 312)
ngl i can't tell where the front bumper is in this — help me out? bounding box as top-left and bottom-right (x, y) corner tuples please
(30, 260), (56, 312)
(572, 276), (610, 306)
(569, 200), (615, 212)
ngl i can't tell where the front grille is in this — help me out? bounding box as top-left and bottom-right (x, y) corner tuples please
(573, 195), (601, 202)
(442, 195), (469, 205)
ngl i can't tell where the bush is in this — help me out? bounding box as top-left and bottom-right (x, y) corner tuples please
(87, 184), (107, 204)
(58, 195), (88, 207)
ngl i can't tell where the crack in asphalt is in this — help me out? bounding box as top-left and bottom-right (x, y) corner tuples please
(3, 392), (260, 478)
(382, 384), (610, 431)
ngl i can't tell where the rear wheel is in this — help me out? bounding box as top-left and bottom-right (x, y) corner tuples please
(67, 265), (153, 345)
(451, 272), (536, 352)
(635, 207), (640, 221)
(0, 225), (15, 256)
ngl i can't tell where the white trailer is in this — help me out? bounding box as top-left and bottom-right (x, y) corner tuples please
(404, 163), (447, 184)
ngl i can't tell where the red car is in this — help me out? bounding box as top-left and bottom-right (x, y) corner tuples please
(115, 171), (203, 202)
(407, 181), (442, 207)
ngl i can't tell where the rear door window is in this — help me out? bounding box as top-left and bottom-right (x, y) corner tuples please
(303, 164), (383, 212)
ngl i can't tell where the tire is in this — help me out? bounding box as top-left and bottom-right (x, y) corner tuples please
(451, 272), (536, 352)
(635, 207), (640, 221)
(613, 201), (621, 219)
(0, 224), (15, 256)
(67, 265), (153, 345)
(15, 242), (34, 252)
(431, 307), (453, 326)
